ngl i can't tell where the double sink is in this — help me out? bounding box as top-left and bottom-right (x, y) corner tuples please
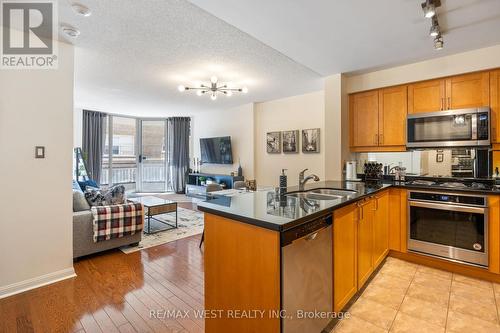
(286, 188), (358, 201)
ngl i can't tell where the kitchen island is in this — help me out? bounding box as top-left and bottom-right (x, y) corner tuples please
(197, 181), (392, 333)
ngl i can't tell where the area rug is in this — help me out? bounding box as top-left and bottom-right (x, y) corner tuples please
(120, 207), (204, 253)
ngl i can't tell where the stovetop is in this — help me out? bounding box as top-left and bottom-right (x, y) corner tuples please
(406, 179), (495, 191)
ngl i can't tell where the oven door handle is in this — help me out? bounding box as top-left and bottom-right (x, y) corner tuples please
(409, 201), (486, 214)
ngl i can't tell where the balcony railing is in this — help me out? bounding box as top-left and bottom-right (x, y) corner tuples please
(100, 156), (167, 186)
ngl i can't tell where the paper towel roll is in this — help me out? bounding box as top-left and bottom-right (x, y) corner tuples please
(346, 161), (357, 180)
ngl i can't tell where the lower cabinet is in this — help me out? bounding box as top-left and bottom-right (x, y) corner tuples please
(373, 191), (390, 267)
(333, 191), (390, 312)
(333, 203), (358, 312)
(357, 198), (375, 287)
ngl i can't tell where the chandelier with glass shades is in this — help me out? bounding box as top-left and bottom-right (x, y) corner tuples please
(178, 76), (248, 100)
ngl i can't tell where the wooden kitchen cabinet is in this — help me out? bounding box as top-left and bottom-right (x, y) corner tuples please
(491, 70), (500, 143)
(349, 87), (406, 151)
(378, 86), (407, 146)
(388, 188), (406, 252)
(408, 78), (445, 114)
(350, 91), (379, 147)
(357, 198), (375, 287)
(408, 72), (489, 114)
(445, 72), (489, 110)
(372, 191), (389, 268)
(333, 203), (358, 312)
(489, 196), (500, 275)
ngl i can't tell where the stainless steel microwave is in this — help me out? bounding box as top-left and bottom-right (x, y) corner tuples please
(406, 107), (490, 148)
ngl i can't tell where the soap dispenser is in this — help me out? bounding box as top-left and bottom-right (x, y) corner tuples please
(279, 169), (288, 196)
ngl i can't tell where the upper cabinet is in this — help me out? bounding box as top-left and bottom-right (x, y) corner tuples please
(490, 70), (500, 143)
(446, 72), (489, 110)
(379, 86), (407, 147)
(350, 70), (493, 152)
(350, 86), (407, 151)
(408, 78), (445, 114)
(408, 72), (489, 114)
(350, 90), (379, 147)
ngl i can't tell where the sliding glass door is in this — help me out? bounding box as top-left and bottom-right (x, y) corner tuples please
(138, 120), (167, 192)
(100, 115), (179, 193)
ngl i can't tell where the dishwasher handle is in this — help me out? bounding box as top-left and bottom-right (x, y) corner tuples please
(281, 213), (332, 246)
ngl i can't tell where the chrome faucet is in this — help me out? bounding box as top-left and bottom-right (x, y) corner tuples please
(298, 168), (320, 191)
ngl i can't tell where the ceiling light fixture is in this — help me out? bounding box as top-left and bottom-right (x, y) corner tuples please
(177, 77), (248, 100)
(61, 25), (81, 38)
(421, 0), (443, 50)
(421, 0), (439, 18)
(71, 3), (92, 17)
(429, 16), (440, 37)
(434, 34), (444, 50)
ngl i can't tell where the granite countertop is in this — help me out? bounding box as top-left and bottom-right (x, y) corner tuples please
(197, 181), (391, 232)
(197, 178), (500, 232)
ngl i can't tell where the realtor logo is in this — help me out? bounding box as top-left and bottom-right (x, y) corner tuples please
(1, 0), (58, 69)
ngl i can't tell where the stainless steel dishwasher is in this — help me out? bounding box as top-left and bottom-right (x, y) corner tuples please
(281, 213), (333, 333)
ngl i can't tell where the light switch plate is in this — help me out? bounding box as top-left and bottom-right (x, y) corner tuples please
(35, 146), (45, 158)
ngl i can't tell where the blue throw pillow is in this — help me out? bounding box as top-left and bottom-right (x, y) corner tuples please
(78, 179), (99, 191)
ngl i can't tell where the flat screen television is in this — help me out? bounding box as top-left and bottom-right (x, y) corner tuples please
(200, 136), (233, 164)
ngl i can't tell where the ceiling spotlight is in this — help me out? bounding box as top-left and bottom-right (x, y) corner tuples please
(178, 85), (186, 92)
(61, 25), (80, 38)
(196, 90), (204, 96)
(241, 87), (249, 94)
(210, 76), (218, 84)
(422, 0), (436, 18)
(71, 3), (92, 17)
(429, 17), (440, 37)
(434, 35), (444, 50)
(226, 90), (233, 97)
(210, 93), (217, 101)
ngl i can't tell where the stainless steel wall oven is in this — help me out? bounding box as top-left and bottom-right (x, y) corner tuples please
(408, 190), (488, 267)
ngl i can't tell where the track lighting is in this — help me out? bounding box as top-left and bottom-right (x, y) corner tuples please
(421, 0), (437, 18)
(421, 0), (443, 50)
(434, 35), (444, 50)
(429, 17), (440, 37)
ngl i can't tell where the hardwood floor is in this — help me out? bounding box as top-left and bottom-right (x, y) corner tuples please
(0, 233), (204, 333)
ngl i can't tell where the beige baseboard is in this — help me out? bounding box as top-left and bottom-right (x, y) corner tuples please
(0, 267), (76, 299)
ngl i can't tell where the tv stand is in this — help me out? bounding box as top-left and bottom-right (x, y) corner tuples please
(186, 172), (244, 198)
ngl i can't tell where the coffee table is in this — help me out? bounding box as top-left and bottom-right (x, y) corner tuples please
(129, 196), (178, 234)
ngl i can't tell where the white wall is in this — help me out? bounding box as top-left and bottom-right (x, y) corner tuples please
(74, 108), (83, 147)
(347, 44), (500, 93)
(191, 103), (255, 178)
(0, 41), (75, 297)
(255, 91), (325, 186)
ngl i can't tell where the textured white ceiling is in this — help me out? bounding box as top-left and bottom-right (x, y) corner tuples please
(189, 0), (500, 75)
(59, 0), (324, 116)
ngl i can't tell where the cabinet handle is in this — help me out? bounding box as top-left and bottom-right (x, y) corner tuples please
(374, 197), (379, 211)
(380, 134), (384, 145)
(448, 97), (451, 110)
(357, 201), (364, 220)
(440, 98), (444, 111)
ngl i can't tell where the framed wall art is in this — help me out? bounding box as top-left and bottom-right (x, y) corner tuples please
(282, 130), (299, 153)
(302, 128), (320, 153)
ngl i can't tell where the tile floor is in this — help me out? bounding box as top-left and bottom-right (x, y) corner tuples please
(333, 257), (500, 333)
